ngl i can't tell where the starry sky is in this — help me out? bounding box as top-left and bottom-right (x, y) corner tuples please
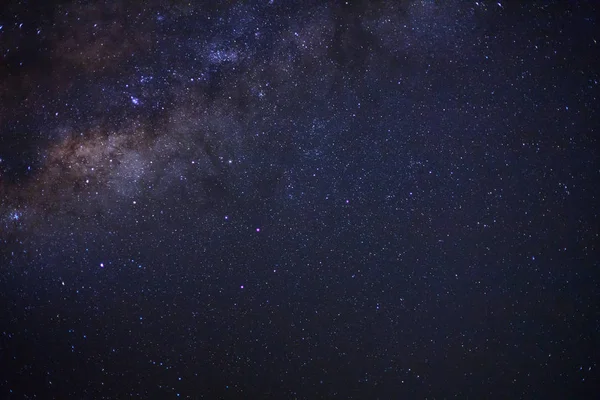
(1, 1), (599, 398)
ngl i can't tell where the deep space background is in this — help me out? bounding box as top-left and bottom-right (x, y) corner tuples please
(0, 0), (599, 398)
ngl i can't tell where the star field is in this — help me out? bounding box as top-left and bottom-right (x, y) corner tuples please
(0, 1), (599, 398)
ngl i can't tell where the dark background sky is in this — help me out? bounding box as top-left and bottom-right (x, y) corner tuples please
(0, 1), (598, 398)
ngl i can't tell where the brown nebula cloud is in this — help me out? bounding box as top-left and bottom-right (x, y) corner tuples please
(50, 2), (158, 73)
(0, 103), (249, 241)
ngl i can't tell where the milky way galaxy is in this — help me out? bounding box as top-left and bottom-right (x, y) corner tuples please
(1, 1), (599, 398)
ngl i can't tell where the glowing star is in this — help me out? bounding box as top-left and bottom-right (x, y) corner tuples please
(130, 96), (140, 105)
(100, 263), (104, 268)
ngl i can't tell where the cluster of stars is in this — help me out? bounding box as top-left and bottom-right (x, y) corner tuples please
(0, 1), (597, 399)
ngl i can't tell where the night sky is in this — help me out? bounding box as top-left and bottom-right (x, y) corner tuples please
(1, 1), (599, 398)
